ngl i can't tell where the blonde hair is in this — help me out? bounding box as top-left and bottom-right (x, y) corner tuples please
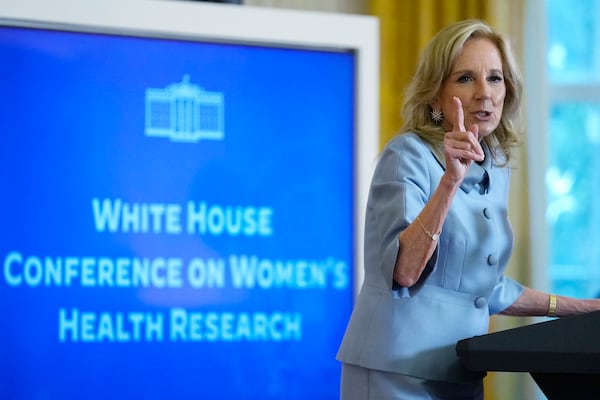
(400, 19), (523, 164)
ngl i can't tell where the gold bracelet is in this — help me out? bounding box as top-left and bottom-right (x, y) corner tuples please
(415, 215), (441, 241)
(548, 294), (558, 317)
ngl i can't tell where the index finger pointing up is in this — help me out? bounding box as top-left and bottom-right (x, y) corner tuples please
(453, 96), (466, 132)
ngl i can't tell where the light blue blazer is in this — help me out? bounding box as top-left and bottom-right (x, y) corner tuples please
(337, 132), (524, 382)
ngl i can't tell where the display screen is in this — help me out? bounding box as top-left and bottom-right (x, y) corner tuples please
(0, 24), (355, 399)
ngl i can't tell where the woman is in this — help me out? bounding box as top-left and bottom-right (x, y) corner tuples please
(336, 19), (600, 399)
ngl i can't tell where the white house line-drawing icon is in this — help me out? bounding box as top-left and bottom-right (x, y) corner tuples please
(145, 75), (225, 143)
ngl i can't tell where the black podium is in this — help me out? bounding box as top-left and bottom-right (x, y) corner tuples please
(456, 310), (600, 399)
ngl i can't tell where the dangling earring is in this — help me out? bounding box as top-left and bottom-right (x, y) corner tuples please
(431, 109), (443, 124)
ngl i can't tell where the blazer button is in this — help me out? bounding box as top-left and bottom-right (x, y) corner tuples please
(483, 208), (491, 219)
(487, 254), (498, 266)
(474, 296), (488, 308)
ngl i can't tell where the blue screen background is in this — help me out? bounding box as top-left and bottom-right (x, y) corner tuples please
(0, 26), (356, 399)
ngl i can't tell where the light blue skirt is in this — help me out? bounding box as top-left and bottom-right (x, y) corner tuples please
(340, 363), (484, 400)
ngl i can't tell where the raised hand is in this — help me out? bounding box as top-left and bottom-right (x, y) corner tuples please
(442, 96), (485, 184)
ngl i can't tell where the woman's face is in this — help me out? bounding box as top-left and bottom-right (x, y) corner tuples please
(435, 37), (506, 139)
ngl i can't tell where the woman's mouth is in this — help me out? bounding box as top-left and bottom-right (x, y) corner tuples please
(472, 111), (492, 121)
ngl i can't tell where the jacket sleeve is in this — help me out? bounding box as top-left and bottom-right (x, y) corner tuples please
(487, 275), (525, 315)
(366, 134), (440, 296)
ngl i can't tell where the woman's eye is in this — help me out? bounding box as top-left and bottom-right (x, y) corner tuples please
(457, 75), (472, 83)
(489, 75), (504, 83)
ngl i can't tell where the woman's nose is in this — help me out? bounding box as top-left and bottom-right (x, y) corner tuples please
(475, 81), (492, 100)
